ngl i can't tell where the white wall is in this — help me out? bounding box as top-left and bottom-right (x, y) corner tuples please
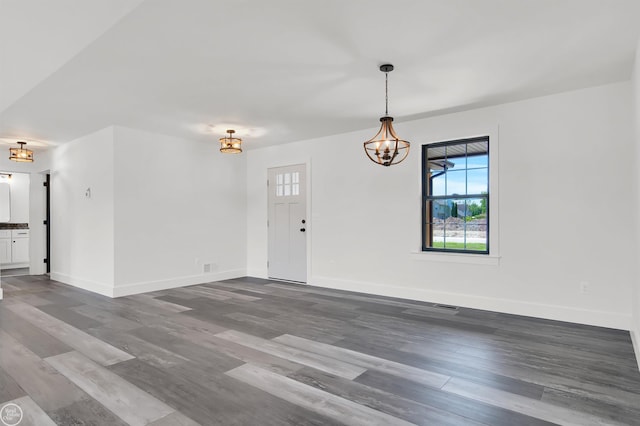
(111, 126), (247, 296)
(247, 81), (635, 330)
(633, 39), (640, 364)
(50, 127), (115, 296)
(0, 172), (30, 223)
(48, 125), (247, 297)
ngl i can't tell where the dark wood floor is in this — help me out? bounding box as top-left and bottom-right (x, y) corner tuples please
(0, 275), (639, 425)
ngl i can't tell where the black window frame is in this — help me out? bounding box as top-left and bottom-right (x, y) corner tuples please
(421, 136), (490, 255)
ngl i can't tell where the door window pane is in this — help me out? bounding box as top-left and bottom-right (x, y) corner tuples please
(275, 172), (300, 197)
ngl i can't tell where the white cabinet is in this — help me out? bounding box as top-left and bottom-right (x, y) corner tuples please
(12, 240), (29, 263)
(0, 229), (29, 266)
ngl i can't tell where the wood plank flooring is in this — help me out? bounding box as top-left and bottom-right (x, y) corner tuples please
(1, 275), (639, 425)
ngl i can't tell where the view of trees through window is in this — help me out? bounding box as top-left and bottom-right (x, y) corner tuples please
(422, 137), (489, 253)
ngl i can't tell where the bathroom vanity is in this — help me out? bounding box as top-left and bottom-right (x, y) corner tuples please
(0, 226), (29, 268)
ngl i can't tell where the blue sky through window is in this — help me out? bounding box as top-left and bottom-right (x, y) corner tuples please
(430, 154), (487, 196)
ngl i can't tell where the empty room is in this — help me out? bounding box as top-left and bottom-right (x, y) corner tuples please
(1, 0), (640, 425)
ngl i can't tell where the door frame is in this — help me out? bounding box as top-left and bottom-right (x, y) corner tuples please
(266, 159), (311, 284)
(45, 173), (50, 273)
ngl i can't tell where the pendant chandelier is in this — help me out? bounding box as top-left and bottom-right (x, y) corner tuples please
(9, 141), (34, 162)
(219, 129), (242, 154)
(363, 64), (410, 166)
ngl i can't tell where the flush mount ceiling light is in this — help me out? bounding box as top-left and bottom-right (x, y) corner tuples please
(363, 64), (410, 166)
(219, 129), (242, 154)
(9, 141), (34, 162)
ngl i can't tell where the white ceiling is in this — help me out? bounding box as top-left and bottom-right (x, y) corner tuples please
(1, 0), (639, 150)
(0, 0), (145, 148)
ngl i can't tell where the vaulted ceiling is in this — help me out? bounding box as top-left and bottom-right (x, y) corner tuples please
(1, 0), (639, 151)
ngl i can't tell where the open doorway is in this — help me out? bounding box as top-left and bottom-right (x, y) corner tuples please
(0, 171), (31, 278)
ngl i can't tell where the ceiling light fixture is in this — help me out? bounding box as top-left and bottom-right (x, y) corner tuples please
(219, 129), (242, 154)
(363, 64), (410, 166)
(9, 141), (34, 163)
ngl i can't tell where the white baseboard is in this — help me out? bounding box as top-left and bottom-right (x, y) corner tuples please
(112, 269), (247, 297)
(310, 276), (631, 330)
(0, 287), (3, 300)
(51, 269), (247, 298)
(2, 262), (29, 269)
(42, 269), (637, 332)
(50, 272), (115, 297)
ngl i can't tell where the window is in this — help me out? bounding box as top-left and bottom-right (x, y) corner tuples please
(422, 137), (489, 254)
(275, 172), (300, 197)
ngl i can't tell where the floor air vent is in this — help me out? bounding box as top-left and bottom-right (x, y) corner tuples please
(433, 304), (459, 311)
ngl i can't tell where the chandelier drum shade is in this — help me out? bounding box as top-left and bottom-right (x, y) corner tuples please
(9, 141), (34, 162)
(219, 129), (242, 154)
(363, 64), (410, 166)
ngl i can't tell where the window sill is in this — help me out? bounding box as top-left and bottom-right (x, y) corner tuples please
(410, 251), (500, 266)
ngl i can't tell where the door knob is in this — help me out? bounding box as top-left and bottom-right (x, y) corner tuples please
(300, 228), (306, 232)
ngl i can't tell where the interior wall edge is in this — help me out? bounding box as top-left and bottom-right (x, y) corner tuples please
(631, 330), (640, 372)
(633, 36), (640, 370)
(246, 268), (268, 279)
(28, 171), (47, 276)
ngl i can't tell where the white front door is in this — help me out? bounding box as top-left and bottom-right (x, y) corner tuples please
(268, 164), (307, 283)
